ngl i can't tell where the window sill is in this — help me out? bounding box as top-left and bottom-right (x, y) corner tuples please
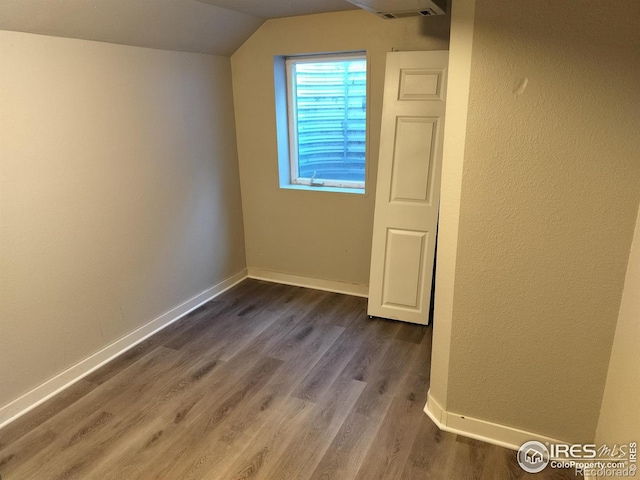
(279, 183), (365, 195)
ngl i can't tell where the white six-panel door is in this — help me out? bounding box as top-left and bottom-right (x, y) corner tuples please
(368, 50), (449, 325)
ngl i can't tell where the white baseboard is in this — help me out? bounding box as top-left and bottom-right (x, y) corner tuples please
(247, 268), (369, 298)
(424, 390), (566, 451)
(0, 269), (248, 431)
(426, 391), (599, 479)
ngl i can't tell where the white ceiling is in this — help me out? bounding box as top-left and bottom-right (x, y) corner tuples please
(0, 0), (357, 56)
(196, 0), (356, 19)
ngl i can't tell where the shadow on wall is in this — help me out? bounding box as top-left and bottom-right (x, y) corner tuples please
(418, 0), (452, 41)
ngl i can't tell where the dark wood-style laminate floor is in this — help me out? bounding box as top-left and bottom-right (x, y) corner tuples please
(0, 280), (576, 480)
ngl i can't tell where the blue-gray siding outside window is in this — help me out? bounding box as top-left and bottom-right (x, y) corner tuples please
(290, 58), (367, 183)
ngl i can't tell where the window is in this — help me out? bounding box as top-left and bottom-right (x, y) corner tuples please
(275, 52), (367, 193)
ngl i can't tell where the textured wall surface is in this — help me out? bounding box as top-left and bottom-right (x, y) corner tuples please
(596, 205), (640, 451)
(440, 0), (640, 442)
(0, 31), (246, 408)
(231, 10), (450, 286)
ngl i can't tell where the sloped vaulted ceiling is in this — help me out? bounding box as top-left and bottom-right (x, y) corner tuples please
(0, 0), (357, 55)
(196, 0), (355, 19)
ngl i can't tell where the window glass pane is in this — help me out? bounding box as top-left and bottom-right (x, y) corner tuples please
(292, 58), (366, 183)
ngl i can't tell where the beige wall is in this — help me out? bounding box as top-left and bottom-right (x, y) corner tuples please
(231, 10), (449, 286)
(595, 204), (640, 452)
(0, 31), (246, 408)
(432, 0), (640, 442)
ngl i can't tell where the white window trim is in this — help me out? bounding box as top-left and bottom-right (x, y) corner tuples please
(283, 52), (367, 192)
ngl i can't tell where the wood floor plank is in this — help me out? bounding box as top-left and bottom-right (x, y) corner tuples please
(251, 375), (366, 480)
(352, 339), (419, 420)
(308, 410), (377, 480)
(0, 280), (578, 480)
(225, 287), (329, 362)
(79, 353), (227, 480)
(0, 426), (57, 478)
(400, 415), (454, 480)
(0, 379), (97, 451)
(165, 293), (353, 480)
(340, 317), (402, 383)
(168, 365), (283, 476)
(162, 393), (291, 480)
(2, 347), (184, 479)
(354, 371), (431, 480)
(9, 409), (120, 480)
(124, 356), (285, 480)
(291, 316), (367, 402)
(84, 279), (262, 385)
(214, 284), (303, 361)
(221, 396), (315, 480)
(163, 279), (275, 351)
(408, 326), (433, 377)
(438, 435), (490, 480)
(395, 322), (429, 344)
(0, 346), (181, 477)
(477, 443), (527, 480)
(265, 298), (348, 362)
(266, 326), (345, 395)
(323, 294), (368, 329)
(289, 290), (369, 404)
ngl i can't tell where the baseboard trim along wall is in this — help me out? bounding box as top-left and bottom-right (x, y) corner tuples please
(247, 268), (369, 298)
(425, 390), (566, 451)
(0, 269), (248, 431)
(425, 390), (595, 475)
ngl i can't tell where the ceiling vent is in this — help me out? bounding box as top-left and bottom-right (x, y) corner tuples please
(345, 0), (445, 19)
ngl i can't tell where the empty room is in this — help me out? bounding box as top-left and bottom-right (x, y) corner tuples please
(1, 0), (638, 479)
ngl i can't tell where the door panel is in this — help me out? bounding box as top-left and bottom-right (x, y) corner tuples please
(382, 229), (427, 309)
(398, 68), (444, 100)
(368, 51), (448, 325)
(390, 117), (436, 203)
